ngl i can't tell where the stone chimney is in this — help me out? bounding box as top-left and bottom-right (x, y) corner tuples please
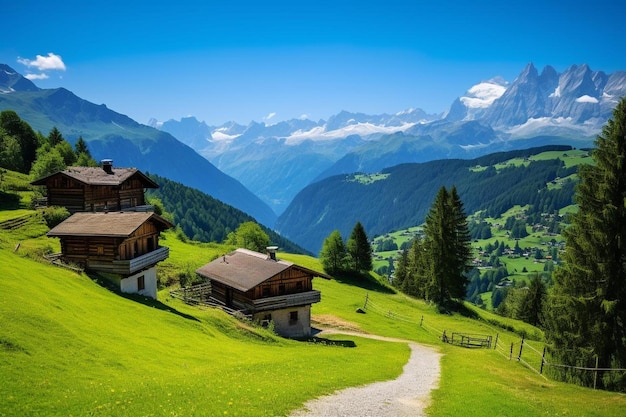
(101, 159), (114, 174)
(267, 246), (279, 261)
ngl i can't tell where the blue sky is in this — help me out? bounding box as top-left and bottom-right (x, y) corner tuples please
(4, 0), (625, 126)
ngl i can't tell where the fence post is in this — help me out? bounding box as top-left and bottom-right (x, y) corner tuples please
(540, 347), (547, 374)
(363, 293), (369, 310)
(509, 342), (514, 361)
(517, 335), (525, 361)
(593, 355), (599, 390)
(420, 315), (424, 327)
(494, 333), (499, 350)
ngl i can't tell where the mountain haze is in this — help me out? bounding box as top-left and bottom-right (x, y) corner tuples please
(0, 64), (277, 227)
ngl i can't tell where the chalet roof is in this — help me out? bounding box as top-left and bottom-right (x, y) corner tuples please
(47, 211), (173, 238)
(31, 166), (158, 188)
(195, 248), (331, 292)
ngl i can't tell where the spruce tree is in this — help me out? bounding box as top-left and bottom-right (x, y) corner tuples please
(347, 221), (373, 274)
(423, 186), (453, 304)
(422, 186), (472, 306)
(447, 186), (472, 299)
(544, 97), (626, 391)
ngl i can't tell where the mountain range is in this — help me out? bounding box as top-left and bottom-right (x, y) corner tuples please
(155, 63), (626, 214)
(2, 62), (625, 248)
(0, 64), (276, 227)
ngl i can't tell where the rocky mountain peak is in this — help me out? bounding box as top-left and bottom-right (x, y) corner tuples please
(0, 64), (40, 93)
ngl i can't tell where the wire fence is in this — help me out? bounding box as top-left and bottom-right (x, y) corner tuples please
(361, 293), (626, 389)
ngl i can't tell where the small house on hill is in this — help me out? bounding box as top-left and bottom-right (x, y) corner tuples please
(31, 159), (158, 213)
(47, 211), (173, 299)
(195, 248), (331, 338)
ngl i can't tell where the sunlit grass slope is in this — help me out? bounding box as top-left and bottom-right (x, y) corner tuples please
(280, 253), (626, 417)
(0, 243), (408, 416)
(1, 213), (624, 416)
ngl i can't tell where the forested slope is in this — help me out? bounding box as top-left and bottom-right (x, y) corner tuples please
(146, 174), (310, 255)
(277, 145), (579, 252)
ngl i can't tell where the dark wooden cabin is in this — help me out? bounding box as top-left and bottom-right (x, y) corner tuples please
(47, 211), (173, 299)
(195, 248), (331, 338)
(31, 159), (158, 213)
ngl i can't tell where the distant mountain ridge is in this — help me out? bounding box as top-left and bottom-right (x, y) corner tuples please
(157, 63), (625, 214)
(0, 64), (277, 227)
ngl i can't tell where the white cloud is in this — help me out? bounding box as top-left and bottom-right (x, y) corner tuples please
(17, 52), (66, 71)
(24, 73), (49, 80)
(299, 114), (309, 120)
(263, 112), (277, 121)
(460, 81), (507, 109)
(575, 95), (599, 104)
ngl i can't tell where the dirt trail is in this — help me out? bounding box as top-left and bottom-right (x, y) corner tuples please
(289, 329), (442, 417)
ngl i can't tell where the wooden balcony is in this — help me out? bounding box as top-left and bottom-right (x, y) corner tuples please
(88, 246), (169, 275)
(251, 290), (321, 312)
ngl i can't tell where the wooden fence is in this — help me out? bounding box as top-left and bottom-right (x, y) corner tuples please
(362, 293), (626, 389)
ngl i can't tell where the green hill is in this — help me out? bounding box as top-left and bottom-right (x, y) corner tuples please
(277, 145), (581, 253)
(1, 207), (625, 416)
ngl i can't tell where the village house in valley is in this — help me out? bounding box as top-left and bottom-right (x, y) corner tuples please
(195, 247), (331, 338)
(31, 159), (158, 213)
(47, 211), (173, 299)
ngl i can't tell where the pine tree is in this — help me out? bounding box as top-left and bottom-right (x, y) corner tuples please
(544, 97), (626, 391)
(319, 230), (347, 274)
(447, 186), (472, 299)
(422, 186), (472, 306)
(347, 221), (373, 274)
(48, 126), (64, 147)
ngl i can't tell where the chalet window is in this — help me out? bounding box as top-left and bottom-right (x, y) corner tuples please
(97, 246), (104, 255)
(262, 286), (271, 297)
(137, 275), (145, 291)
(296, 281), (303, 291)
(133, 241), (139, 257)
(279, 284), (285, 295)
(289, 311), (298, 324)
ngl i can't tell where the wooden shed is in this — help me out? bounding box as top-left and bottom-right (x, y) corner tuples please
(31, 160), (158, 213)
(48, 211), (173, 299)
(196, 248), (331, 338)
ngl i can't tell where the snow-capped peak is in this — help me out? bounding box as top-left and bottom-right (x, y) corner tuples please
(459, 77), (508, 109)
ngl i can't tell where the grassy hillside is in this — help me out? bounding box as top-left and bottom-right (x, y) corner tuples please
(1, 208), (625, 416)
(0, 218), (408, 417)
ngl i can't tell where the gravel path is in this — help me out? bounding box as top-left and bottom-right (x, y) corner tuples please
(289, 331), (441, 417)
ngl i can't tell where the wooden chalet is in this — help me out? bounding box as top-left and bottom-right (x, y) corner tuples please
(47, 211), (174, 299)
(31, 159), (158, 213)
(195, 248), (331, 338)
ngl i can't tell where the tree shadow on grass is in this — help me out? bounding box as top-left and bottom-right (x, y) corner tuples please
(331, 271), (395, 294)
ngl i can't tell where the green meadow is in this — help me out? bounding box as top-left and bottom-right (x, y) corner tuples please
(1, 206), (625, 416)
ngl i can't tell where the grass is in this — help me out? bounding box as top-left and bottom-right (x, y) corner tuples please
(0, 247), (409, 417)
(1, 206), (625, 416)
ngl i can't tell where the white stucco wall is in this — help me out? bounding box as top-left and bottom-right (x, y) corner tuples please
(120, 267), (157, 299)
(256, 305), (312, 338)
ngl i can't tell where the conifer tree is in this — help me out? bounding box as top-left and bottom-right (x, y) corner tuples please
(347, 221), (373, 273)
(447, 186), (472, 299)
(544, 97), (626, 391)
(422, 186), (472, 306)
(48, 126), (64, 147)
